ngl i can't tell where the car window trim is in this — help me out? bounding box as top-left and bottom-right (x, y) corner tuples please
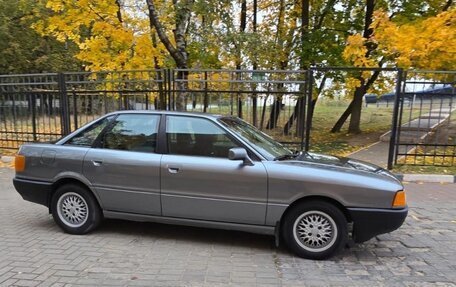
(61, 115), (116, 147)
(156, 114), (167, 154)
(162, 114), (261, 161)
(91, 114), (119, 148)
(218, 116), (287, 161)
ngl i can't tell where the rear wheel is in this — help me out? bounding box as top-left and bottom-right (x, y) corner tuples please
(51, 184), (102, 234)
(282, 201), (348, 259)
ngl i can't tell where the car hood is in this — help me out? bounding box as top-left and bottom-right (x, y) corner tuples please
(289, 152), (401, 182)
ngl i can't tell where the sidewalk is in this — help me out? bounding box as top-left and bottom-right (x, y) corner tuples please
(349, 141), (390, 168)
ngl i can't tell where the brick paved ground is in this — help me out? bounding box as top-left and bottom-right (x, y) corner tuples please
(1, 167), (455, 287)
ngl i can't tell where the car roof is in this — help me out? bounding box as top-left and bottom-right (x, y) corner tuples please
(106, 110), (227, 119)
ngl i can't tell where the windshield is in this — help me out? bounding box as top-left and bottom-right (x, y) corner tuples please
(218, 117), (293, 160)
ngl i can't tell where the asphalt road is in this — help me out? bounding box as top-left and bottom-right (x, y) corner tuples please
(1, 167), (455, 287)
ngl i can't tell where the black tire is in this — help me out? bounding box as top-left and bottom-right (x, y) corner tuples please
(282, 200), (348, 260)
(51, 183), (102, 234)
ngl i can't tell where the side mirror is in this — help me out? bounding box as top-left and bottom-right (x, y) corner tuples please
(228, 147), (254, 166)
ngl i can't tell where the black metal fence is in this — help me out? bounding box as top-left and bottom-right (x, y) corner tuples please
(0, 69), (309, 149)
(390, 71), (456, 167)
(1, 68), (455, 168)
(0, 73), (62, 147)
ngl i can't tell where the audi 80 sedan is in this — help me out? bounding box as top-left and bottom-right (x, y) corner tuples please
(13, 111), (407, 259)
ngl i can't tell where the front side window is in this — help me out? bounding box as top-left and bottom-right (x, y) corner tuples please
(166, 116), (238, 157)
(66, 116), (114, 146)
(102, 114), (160, 153)
(219, 117), (293, 160)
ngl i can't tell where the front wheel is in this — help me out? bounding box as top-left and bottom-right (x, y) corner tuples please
(282, 201), (348, 260)
(51, 184), (102, 234)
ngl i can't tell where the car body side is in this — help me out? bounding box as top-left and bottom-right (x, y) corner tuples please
(13, 111), (407, 243)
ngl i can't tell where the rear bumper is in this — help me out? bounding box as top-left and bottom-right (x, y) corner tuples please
(13, 177), (52, 207)
(348, 207), (408, 243)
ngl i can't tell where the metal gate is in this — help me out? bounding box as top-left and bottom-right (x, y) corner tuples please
(389, 71), (456, 167)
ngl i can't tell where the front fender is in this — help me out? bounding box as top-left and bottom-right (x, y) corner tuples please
(263, 161), (403, 225)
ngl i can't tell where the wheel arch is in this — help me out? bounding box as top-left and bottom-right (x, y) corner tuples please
(279, 195), (352, 228)
(49, 178), (103, 213)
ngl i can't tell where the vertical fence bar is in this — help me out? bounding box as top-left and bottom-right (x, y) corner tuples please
(72, 89), (78, 130)
(203, 71), (208, 113)
(387, 68), (404, 169)
(58, 73), (71, 136)
(394, 70), (407, 166)
(31, 93), (37, 141)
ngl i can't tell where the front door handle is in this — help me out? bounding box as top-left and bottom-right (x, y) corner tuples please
(92, 160), (103, 167)
(168, 167), (180, 174)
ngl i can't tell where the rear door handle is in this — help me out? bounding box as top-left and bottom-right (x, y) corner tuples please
(92, 160), (103, 166)
(168, 167), (180, 174)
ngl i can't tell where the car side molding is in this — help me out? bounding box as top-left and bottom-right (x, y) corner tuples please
(103, 210), (275, 235)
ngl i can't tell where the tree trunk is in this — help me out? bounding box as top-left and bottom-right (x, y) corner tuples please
(331, 100), (354, 133)
(150, 31), (166, 110)
(284, 96), (304, 135)
(266, 0), (286, 129)
(146, 0), (193, 111)
(346, 0), (375, 131)
(283, 0), (309, 136)
(266, 97), (282, 129)
(236, 0), (247, 118)
(331, 69), (382, 133)
(175, 70), (188, 111)
(307, 75), (327, 130)
(347, 85), (365, 133)
(331, 0), (376, 132)
(251, 0), (258, 126)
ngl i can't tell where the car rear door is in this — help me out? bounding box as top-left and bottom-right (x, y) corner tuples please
(83, 113), (162, 215)
(160, 115), (268, 225)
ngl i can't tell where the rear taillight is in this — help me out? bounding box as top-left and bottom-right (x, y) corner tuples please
(15, 154), (25, 172)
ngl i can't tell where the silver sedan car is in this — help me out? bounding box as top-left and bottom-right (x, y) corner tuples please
(13, 111), (407, 259)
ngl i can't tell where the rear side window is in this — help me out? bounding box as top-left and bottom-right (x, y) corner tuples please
(66, 116), (113, 147)
(102, 114), (160, 153)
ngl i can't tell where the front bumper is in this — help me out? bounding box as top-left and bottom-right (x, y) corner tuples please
(13, 177), (53, 207)
(348, 207), (408, 243)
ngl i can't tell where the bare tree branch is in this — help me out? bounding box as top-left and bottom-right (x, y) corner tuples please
(115, 0), (123, 23)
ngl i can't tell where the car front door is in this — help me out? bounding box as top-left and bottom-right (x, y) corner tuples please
(83, 113), (162, 216)
(160, 115), (268, 225)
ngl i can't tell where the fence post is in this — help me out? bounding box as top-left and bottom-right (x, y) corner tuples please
(387, 68), (404, 170)
(57, 73), (71, 136)
(302, 69), (313, 151)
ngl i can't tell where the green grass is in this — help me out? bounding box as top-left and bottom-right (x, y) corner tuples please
(308, 103), (395, 156)
(393, 165), (456, 175)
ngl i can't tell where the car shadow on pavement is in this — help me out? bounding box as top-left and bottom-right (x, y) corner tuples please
(31, 215), (379, 260)
(97, 218), (280, 251)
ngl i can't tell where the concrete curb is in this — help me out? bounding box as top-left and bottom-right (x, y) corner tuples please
(394, 173), (456, 183)
(1, 155), (454, 183)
